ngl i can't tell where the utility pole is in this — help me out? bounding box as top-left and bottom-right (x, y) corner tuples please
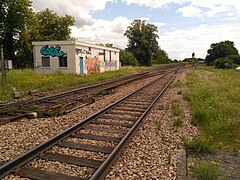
(0, 44), (6, 86)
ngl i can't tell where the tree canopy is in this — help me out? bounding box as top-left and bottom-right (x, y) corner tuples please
(205, 40), (239, 65)
(35, 9), (74, 41)
(0, 0), (32, 67)
(124, 20), (159, 66)
(0, 2), (75, 68)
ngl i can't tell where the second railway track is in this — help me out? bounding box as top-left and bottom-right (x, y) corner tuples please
(0, 66), (179, 126)
(0, 66), (183, 179)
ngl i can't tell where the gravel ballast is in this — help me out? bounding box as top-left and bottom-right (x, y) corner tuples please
(0, 76), (160, 162)
(1, 68), (198, 179)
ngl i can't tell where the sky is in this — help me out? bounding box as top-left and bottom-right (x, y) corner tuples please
(32, 0), (240, 60)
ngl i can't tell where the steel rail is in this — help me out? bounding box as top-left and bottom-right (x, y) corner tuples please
(0, 69), (172, 125)
(90, 68), (181, 180)
(0, 69), (174, 178)
(1, 64), (179, 109)
(0, 72), (151, 122)
(0, 71), (160, 113)
(0, 66), (183, 179)
(0, 72), (150, 108)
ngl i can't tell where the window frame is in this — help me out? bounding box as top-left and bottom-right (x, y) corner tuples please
(59, 56), (68, 68)
(41, 56), (50, 68)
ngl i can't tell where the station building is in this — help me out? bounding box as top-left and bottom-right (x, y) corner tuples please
(32, 40), (120, 74)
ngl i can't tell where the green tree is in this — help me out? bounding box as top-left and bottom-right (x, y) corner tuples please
(35, 9), (74, 41)
(152, 48), (170, 64)
(0, 0), (7, 44)
(15, 13), (36, 68)
(124, 20), (159, 66)
(17, 8), (74, 68)
(205, 40), (239, 65)
(120, 50), (138, 66)
(16, 9), (75, 68)
(0, 0), (32, 68)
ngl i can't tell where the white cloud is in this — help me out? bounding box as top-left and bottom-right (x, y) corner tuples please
(71, 16), (132, 49)
(32, 0), (113, 27)
(31, 0), (240, 60)
(122, 0), (240, 19)
(153, 22), (167, 27)
(177, 6), (203, 18)
(121, 0), (187, 8)
(177, 1), (240, 19)
(160, 24), (240, 60)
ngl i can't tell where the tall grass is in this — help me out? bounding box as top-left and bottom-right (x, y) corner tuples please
(186, 66), (240, 151)
(0, 66), (148, 101)
(192, 161), (218, 180)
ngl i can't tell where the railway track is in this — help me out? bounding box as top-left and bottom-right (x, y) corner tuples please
(0, 69), (173, 125)
(0, 66), (182, 179)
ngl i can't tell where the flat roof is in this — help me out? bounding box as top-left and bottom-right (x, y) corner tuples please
(32, 40), (120, 52)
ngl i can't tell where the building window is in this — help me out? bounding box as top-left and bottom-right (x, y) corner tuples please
(88, 47), (91, 52)
(59, 56), (68, 67)
(42, 56), (50, 67)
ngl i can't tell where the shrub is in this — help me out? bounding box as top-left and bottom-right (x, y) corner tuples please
(228, 55), (240, 65)
(120, 50), (138, 66)
(214, 57), (233, 69)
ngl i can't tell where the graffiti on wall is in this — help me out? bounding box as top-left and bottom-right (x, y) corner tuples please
(40, 45), (65, 57)
(75, 48), (91, 55)
(85, 58), (100, 74)
(105, 61), (118, 70)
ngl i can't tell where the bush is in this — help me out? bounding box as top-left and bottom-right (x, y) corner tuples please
(120, 50), (138, 66)
(214, 57), (234, 69)
(214, 55), (240, 69)
(228, 55), (240, 65)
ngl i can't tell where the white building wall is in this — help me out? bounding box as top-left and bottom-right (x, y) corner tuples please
(32, 40), (120, 74)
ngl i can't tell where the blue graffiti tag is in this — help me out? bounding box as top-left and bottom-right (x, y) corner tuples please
(40, 45), (65, 57)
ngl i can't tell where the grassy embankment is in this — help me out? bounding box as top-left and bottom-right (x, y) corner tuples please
(185, 65), (240, 152)
(0, 66), (156, 102)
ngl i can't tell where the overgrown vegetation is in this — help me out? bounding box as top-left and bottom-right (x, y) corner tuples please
(120, 50), (138, 66)
(0, 66), (152, 102)
(185, 66), (240, 151)
(191, 161), (218, 180)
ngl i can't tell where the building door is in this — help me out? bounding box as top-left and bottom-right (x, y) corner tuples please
(80, 57), (84, 74)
